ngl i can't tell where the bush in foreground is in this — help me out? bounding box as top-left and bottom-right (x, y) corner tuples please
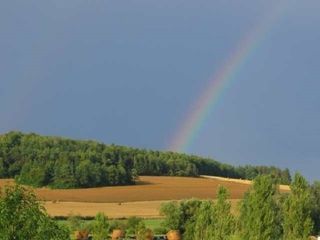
(0, 185), (70, 240)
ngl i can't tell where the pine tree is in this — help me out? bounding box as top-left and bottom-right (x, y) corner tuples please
(283, 173), (313, 240)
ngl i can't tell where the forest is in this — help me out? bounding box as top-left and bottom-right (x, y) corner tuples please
(0, 131), (291, 188)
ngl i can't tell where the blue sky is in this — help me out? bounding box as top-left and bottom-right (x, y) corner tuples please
(1, 0), (319, 180)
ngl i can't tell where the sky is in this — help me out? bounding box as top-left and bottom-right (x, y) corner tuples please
(1, 0), (319, 180)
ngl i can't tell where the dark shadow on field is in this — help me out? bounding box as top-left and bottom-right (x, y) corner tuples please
(135, 180), (154, 186)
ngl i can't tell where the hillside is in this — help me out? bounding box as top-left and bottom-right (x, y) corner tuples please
(0, 176), (290, 218)
(0, 176), (252, 218)
(0, 131), (291, 188)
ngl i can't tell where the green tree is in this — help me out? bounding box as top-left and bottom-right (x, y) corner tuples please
(310, 181), (320, 234)
(189, 187), (235, 240)
(193, 201), (215, 240)
(0, 158), (6, 177)
(283, 173), (313, 240)
(91, 212), (110, 240)
(160, 201), (182, 231)
(239, 175), (281, 240)
(160, 199), (202, 236)
(126, 216), (144, 235)
(67, 214), (84, 232)
(53, 162), (76, 188)
(75, 160), (101, 187)
(211, 186), (235, 239)
(0, 185), (70, 240)
(18, 162), (47, 187)
(0, 131), (291, 189)
(281, 168), (292, 185)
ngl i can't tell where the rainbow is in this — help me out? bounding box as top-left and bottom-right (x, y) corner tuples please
(168, 2), (287, 152)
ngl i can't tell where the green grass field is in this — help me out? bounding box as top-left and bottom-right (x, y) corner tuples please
(57, 218), (164, 231)
(141, 219), (163, 231)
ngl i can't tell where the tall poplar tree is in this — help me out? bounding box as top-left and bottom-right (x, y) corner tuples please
(283, 173), (313, 240)
(211, 186), (235, 240)
(193, 200), (215, 240)
(239, 175), (281, 240)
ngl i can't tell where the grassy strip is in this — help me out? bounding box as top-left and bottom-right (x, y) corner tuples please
(56, 218), (164, 231)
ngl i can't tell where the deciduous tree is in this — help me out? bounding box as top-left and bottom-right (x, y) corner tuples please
(239, 175), (281, 240)
(283, 173), (313, 240)
(0, 185), (70, 240)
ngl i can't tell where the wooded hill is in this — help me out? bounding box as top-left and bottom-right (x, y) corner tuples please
(0, 132), (291, 188)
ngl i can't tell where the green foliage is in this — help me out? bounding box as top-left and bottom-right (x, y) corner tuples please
(18, 162), (48, 187)
(0, 132), (135, 188)
(161, 190), (235, 240)
(238, 175), (282, 240)
(310, 181), (320, 234)
(160, 199), (202, 234)
(0, 185), (70, 240)
(160, 201), (182, 231)
(283, 173), (313, 240)
(67, 214), (94, 234)
(0, 158), (5, 176)
(159, 174), (316, 240)
(211, 186), (235, 239)
(109, 220), (126, 232)
(126, 216), (145, 235)
(91, 212), (109, 240)
(153, 227), (167, 234)
(187, 187), (235, 240)
(0, 131), (291, 189)
(136, 225), (152, 240)
(193, 200), (215, 240)
(237, 165), (292, 184)
(67, 215), (84, 232)
(75, 160), (101, 188)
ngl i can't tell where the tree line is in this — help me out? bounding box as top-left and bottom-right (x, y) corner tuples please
(160, 173), (320, 240)
(0, 131), (291, 188)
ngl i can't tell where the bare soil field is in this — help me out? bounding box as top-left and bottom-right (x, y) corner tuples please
(0, 176), (288, 217)
(0, 176), (251, 202)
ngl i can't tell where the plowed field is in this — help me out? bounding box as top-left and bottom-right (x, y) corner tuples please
(0, 176), (288, 217)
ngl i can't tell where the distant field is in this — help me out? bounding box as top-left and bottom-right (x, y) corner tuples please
(0, 176), (251, 202)
(0, 176), (289, 218)
(45, 201), (165, 218)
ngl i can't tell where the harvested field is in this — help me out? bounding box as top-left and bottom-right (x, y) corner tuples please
(201, 175), (291, 191)
(44, 200), (164, 218)
(0, 176), (289, 217)
(44, 199), (241, 218)
(0, 176), (251, 202)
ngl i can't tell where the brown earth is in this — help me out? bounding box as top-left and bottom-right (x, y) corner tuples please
(0, 176), (288, 218)
(44, 200), (165, 218)
(0, 176), (251, 202)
